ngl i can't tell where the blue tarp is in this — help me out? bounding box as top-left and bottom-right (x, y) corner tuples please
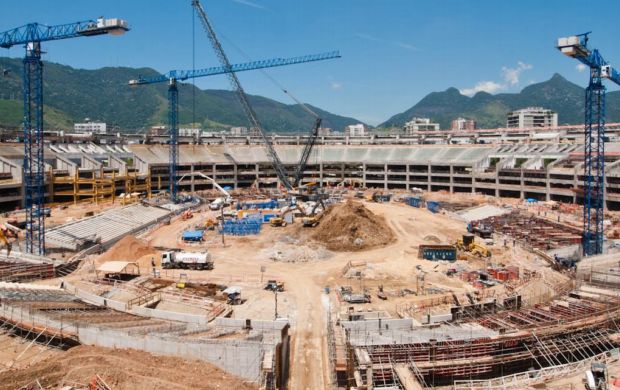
(236, 199), (278, 210)
(182, 230), (204, 241)
(407, 197), (421, 207)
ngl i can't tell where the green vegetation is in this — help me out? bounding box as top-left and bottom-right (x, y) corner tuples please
(0, 57), (363, 133)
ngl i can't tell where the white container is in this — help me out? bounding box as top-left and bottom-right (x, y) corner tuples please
(557, 37), (568, 47)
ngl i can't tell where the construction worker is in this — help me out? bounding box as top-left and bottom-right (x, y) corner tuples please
(151, 257), (156, 276)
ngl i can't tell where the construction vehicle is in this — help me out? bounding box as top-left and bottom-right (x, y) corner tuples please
(456, 234), (491, 258)
(177, 172), (232, 210)
(301, 199), (326, 227)
(176, 273), (189, 289)
(467, 221), (493, 239)
(265, 280), (285, 292)
(269, 217), (287, 227)
(0, 229), (12, 257)
(204, 218), (217, 230)
(585, 362), (608, 390)
(371, 191), (392, 203)
(161, 250), (213, 270)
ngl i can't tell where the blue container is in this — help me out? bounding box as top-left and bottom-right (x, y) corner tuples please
(407, 197), (421, 208)
(422, 247), (457, 261)
(182, 230), (204, 242)
(426, 201), (440, 213)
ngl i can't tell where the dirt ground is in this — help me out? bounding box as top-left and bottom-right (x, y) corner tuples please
(19, 192), (569, 390)
(0, 345), (257, 390)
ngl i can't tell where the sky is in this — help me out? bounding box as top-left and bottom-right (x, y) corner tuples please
(0, 0), (619, 126)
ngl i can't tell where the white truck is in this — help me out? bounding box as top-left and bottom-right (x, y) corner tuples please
(161, 251), (214, 270)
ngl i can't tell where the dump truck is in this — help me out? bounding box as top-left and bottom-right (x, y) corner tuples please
(161, 251), (213, 270)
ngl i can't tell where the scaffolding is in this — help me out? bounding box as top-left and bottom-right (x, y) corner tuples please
(48, 167), (151, 206)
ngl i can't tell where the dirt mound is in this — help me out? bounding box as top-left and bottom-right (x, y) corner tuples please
(312, 200), (395, 251)
(0, 345), (257, 390)
(96, 235), (156, 263)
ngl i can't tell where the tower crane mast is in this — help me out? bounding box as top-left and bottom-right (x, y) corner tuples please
(0, 18), (129, 255)
(557, 33), (620, 255)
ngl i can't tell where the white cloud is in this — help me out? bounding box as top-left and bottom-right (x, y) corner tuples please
(231, 0), (267, 10)
(501, 61), (533, 85)
(330, 81), (343, 91)
(356, 33), (419, 52)
(394, 42), (419, 52)
(355, 32), (382, 42)
(460, 81), (504, 96)
(576, 63), (587, 72)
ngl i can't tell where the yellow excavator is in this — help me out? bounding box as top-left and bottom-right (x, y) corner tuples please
(0, 229), (12, 257)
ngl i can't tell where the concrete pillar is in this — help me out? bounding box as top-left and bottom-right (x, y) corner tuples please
(449, 165), (454, 194)
(384, 163), (388, 190)
(427, 162), (432, 192)
(362, 163), (366, 189)
(190, 164), (195, 193)
(406, 164), (410, 191)
(520, 169), (525, 200)
(233, 164), (238, 190)
(545, 169), (551, 202)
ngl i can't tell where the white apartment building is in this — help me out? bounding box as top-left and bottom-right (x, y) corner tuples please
(178, 128), (202, 137)
(230, 126), (248, 136)
(404, 117), (440, 134)
(345, 124), (367, 137)
(74, 121), (107, 135)
(506, 107), (558, 128)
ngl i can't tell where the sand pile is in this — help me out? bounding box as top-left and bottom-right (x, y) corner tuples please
(312, 200), (395, 251)
(96, 235), (156, 263)
(0, 345), (257, 390)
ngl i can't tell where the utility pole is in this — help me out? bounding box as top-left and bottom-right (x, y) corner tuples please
(220, 204), (225, 247)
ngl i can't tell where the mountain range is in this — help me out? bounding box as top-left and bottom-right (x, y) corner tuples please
(0, 57), (362, 133)
(0, 57), (617, 133)
(380, 73), (620, 129)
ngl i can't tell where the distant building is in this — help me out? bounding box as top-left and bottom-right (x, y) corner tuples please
(249, 127), (261, 137)
(345, 124), (367, 137)
(317, 127), (332, 136)
(148, 126), (167, 136)
(507, 107), (558, 128)
(230, 126), (248, 136)
(403, 117), (440, 134)
(74, 121), (106, 135)
(178, 128), (202, 137)
(451, 117), (476, 131)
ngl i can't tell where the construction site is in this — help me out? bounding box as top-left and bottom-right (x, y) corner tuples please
(2, 2), (620, 390)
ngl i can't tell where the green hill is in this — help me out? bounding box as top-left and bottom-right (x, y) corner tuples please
(380, 74), (620, 129)
(0, 57), (363, 133)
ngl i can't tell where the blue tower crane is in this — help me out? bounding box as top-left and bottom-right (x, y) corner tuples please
(557, 33), (620, 255)
(0, 17), (129, 255)
(129, 51), (340, 203)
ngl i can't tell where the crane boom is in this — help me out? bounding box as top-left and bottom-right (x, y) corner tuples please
(192, 0), (293, 190)
(0, 18), (129, 48)
(129, 52), (340, 86)
(293, 118), (321, 188)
